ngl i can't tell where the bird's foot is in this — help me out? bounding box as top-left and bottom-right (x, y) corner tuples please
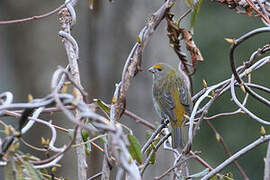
(161, 118), (170, 126)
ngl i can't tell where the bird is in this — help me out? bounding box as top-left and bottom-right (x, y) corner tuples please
(148, 63), (192, 149)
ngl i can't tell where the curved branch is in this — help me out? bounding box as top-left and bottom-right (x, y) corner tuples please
(229, 27), (270, 107)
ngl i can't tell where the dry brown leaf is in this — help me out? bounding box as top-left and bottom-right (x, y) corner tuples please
(180, 28), (204, 65)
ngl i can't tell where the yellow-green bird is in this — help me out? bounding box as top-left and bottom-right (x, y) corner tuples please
(148, 63), (192, 149)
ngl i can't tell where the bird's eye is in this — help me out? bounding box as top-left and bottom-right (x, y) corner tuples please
(157, 68), (162, 71)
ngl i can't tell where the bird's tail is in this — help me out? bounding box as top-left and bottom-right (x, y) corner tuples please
(172, 126), (183, 149)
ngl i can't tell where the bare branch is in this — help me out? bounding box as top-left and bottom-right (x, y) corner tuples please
(58, 1), (87, 179)
(202, 135), (270, 179)
(229, 27), (270, 107)
(141, 133), (171, 176)
(205, 120), (249, 180)
(141, 122), (168, 154)
(264, 142), (270, 180)
(0, 0), (72, 25)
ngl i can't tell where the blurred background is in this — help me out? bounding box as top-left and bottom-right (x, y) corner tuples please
(0, 0), (269, 179)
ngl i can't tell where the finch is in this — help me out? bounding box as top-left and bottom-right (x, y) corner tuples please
(148, 63), (192, 149)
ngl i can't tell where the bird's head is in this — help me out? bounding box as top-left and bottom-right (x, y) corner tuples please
(148, 63), (175, 80)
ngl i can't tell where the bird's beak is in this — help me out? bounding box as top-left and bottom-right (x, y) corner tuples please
(148, 66), (155, 73)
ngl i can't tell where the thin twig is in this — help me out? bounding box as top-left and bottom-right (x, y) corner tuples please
(155, 155), (194, 180)
(0, 0), (72, 25)
(124, 110), (156, 130)
(88, 172), (103, 180)
(202, 135), (270, 179)
(264, 142), (270, 180)
(244, 0), (270, 24)
(19, 138), (47, 152)
(141, 122), (168, 153)
(205, 120), (249, 180)
(140, 133), (171, 176)
(32, 126), (78, 167)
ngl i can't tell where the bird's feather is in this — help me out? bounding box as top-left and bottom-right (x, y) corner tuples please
(178, 87), (192, 115)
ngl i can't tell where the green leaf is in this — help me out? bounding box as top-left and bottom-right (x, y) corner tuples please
(5, 158), (43, 180)
(98, 136), (107, 144)
(145, 130), (152, 140)
(209, 175), (218, 180)
(190, 0), (203, 31)
(22, 160), (43, 179)
(67, 129), (74, 139)
(40, 168), (48, 175)
(81, 129), (90, 142)
(150, 152), (156, 164)
(227, 172), (233, 178)
(81, 130), (92, 155)
(15, 161), (24, 180)
(145, 136), (160, 164)
(127, 134), (142, 164)
(85, 137), (92, 156)
(5, 160), (15, 180)
(146, 144), (156, 164)
(93, 99), (111, 113)
(223, 172), (234, 180)
(184, 0), (194, 7)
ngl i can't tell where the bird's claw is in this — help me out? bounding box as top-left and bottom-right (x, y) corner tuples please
(161, 118), (170, 125)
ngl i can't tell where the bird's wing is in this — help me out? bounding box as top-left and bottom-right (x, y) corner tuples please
(178, 87), (192, 115)
(159, 92), (177, 122)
